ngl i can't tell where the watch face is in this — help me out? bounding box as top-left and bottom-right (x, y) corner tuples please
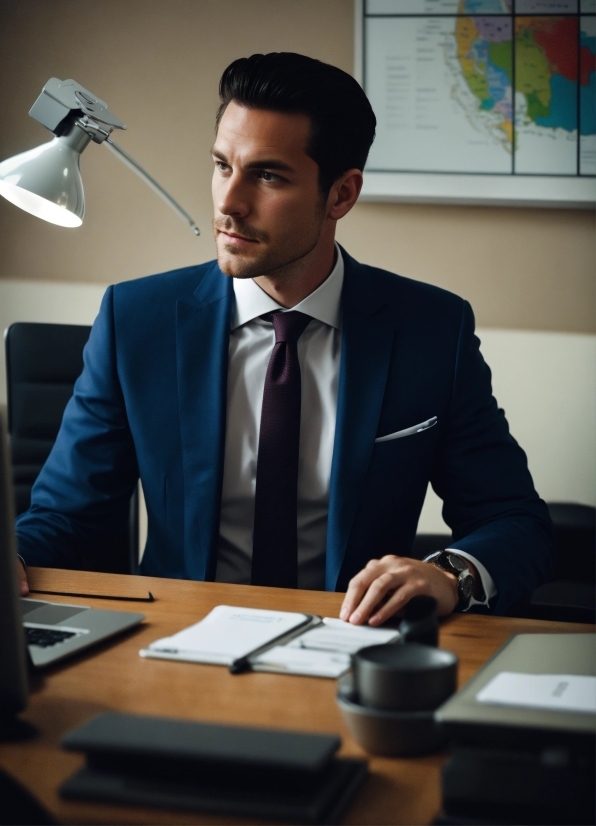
(447, 553), (466, 574)
(460, 574), (474, 601)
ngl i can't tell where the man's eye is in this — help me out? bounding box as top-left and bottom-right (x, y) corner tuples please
(259, 171), (279, 182)
(215, 161), (229, 172)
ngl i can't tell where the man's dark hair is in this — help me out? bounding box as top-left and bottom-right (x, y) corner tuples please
(216, 52), (376, 194)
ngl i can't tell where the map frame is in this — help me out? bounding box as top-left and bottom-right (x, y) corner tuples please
(355, 0), (596, 208)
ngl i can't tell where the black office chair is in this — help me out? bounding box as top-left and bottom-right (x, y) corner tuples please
(4, 322), (138, 574)
(526, 503), (595, 624)
(411, 533), (450, 561)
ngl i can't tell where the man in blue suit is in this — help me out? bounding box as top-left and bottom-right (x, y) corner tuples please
(16, 53), (555, 622)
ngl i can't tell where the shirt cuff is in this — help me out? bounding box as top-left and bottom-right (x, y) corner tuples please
(445, 548), (497, 610)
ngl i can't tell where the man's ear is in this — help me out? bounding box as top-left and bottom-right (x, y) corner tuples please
(326, 169), (363, 220)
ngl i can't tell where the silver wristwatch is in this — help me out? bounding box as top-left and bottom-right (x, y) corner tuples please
(427, 551), (475, 610)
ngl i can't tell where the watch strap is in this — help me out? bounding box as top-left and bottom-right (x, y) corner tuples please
(427, 551), (474, 610)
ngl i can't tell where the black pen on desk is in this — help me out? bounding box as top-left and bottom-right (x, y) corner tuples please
(228, 613), (321, 675)
(229, 656), (252, 675)
(29, 588), (155, 602)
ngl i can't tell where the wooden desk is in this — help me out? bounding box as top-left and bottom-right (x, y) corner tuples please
(1, 567), (593, 825)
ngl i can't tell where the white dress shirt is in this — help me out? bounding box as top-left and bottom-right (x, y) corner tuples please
(216, 247), (343, 589)
(215, 246), (496, 607)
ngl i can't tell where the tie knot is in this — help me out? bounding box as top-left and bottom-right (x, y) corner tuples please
(262, 311), (311, 344)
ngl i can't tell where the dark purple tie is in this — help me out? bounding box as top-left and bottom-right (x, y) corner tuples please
(251, 311), (312, 588)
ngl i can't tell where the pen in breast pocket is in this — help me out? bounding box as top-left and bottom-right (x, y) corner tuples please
(416, 417), (437, 432)
(376, 416), (438, 444)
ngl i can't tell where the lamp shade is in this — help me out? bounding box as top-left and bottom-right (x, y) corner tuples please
(0, 134), (87, 227)
(0, 76), (200, 235)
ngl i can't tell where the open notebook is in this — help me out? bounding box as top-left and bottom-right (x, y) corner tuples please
(139, 605), (400, 678)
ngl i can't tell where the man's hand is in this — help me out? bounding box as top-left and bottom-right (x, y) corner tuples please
(16, 558), (29, 596)
(339, 555), (459, 626)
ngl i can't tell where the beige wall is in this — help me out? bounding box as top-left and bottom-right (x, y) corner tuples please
(0, 0), (594, 333)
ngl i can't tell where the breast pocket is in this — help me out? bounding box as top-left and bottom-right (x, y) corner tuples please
(375, 416), (437, 444)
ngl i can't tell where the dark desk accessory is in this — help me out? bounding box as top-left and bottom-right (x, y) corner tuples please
(353, 642), (457, 711)
(336, 643), (458, 756)
(0, 766), (55, 826)
(0, 712), (38, 745)
(60, 712), (367, 824)
(0, 650), (40, 744)
(435, 745), (595, 826)
(398, 595), (439, 647)
(337, 672), (446, 756)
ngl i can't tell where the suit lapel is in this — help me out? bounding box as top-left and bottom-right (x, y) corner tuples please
(326, 252), (395, 590)
(176, 263), (233, 580)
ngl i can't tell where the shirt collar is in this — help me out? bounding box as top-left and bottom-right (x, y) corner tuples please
(231, 243), (344, 331)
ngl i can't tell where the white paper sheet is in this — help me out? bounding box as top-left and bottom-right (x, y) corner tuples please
(142, 605), (308, 665)
(252, 646), (352, 678)
(287, 617), (399, 654)
(476, 672), (596, 714)
(140, 605), (401, 677)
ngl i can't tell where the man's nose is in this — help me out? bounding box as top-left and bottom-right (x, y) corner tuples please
(216, 172), (250, 218)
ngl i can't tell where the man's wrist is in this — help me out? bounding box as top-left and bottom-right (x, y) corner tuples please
(444, 553), (484, 600)
(441, 568), (460, 611)
(425, 551), (475, 610)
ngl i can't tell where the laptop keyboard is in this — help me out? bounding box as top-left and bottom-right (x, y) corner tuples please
(26, 627), (76, 648)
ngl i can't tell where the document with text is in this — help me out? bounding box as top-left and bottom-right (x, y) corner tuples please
(476, 672), (596, 714)
(140, 606), (400, 678)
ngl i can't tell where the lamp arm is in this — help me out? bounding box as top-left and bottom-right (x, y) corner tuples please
(104, 138), (200, 237)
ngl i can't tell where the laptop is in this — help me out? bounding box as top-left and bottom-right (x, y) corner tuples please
(0, 412), (144, 674)
(436, 632), (596, 749)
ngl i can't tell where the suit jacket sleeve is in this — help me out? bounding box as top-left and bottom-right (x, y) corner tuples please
(430, 300), (556, 615)
(16, 286), (139, 569)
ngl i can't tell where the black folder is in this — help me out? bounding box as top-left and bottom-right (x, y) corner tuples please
(60, 712), (367, 824)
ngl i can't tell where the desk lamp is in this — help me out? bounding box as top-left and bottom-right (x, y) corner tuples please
(0, 78), (200, 235)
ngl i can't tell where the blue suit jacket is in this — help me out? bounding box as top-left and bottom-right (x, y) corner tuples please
(17, 249), (556, 613)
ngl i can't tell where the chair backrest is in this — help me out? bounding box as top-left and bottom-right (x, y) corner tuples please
(548, 502), (595, 583)
(6, 322), (92, 514)
(411, 533), (451, 560)
(4, 322), (138, 574)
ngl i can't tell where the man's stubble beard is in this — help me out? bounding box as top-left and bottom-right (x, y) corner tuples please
(212, 206), (326, 282)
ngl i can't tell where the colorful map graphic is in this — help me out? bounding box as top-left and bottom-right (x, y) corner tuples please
(580, 20), (596, 139)
(452, 0), (596, 173)
(455, 15), (513, 149)
(363, 0), (596, 177)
